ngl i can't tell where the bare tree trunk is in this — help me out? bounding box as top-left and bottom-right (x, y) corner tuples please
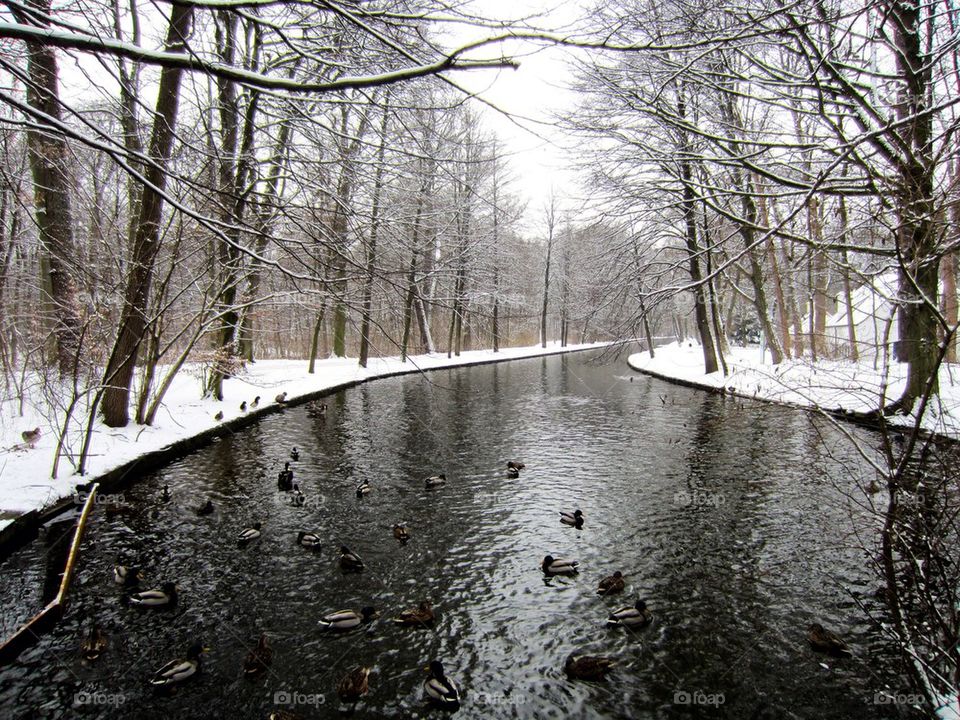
(99, 4), (193, 427)
(540, 193), (556, 349)
(359, 98), (390, 368)
(17, 0), (83, 375)
(307, 302), (326, 374)
(758, 190), (791, 358)
(206, 13), (261, 399)
(331, 102), (371, 358)
(889, 0), (939, 411)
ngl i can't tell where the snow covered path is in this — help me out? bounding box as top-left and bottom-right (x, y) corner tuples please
(628, 342), (960, 439)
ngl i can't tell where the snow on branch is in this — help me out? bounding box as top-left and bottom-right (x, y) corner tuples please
(0, 21), (519, 92)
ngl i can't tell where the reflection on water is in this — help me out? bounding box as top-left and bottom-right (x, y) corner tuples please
(0, 352), (921, 718)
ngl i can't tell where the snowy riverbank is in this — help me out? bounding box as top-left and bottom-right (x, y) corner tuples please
(0, 342), (612, 531)
(627, 341), (960, 438)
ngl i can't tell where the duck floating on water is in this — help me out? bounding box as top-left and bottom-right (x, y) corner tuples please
(296, 531), (322, 550)
(393, 601), (435, 626)
(114, 557), (144, 587)
(425, 474), (446, 489)
(318, 606), (378, 631)
(807, 623), (852, 657)
(506, 461), (525, 478)
(290, 484), (306, 507)
(355, 480), (372, 497)
(393, 523), (410, 544)
(277, 463), (293, 491)
(560, 509), (584, 528)
(81, 624), (108, 661)
(542, 555), (579, 575)
(564, 653), (615, 681)
(290, 447), (299, 461)
(196, 500), (214, 516)
(424, 660), (460, 710)
(243, 634), (272, 677)
(607, 599), (652, 629)
(160, 485), (172, 502)
(337, 665), (371, 703)
(128, 581), (178, 608)
(150, 642), (207, 687)
(238, 521), (263, 546)
(339, 545), (365, 571)
(597, 571), (625, 596)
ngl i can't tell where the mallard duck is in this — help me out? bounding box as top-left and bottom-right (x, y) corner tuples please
(424, 660), (460, 710)
(129, 581), (178, 608)
(214, 411), (224, 421)
(318, 606), (378, 631)
(243, 634), (272, 677)
(277, 462), (294, 491)
(337, 665), (371, 703)
(104, 501), (134, 518)
(607, 599), (652, 629)
(506, 461), (525, 478)
(81, 624), (108, 661)
(113, 558), (144, 587)
(21, 427), (41, 447)
(393, 523), (410, 543)
(267, 712), (303, 720)
(290, 447), (299, 461)
(196, 499), (214, 516)
(394, 601), (435, 626)
(425, 474), (446, 488)
(339, 545), (365, 571)
(564, 653), (615, 681)
(307, 402), (326, 419)
(867, 479), (881, 494)
(807, 623), (852, 657)
(356, 480), (372, 497)
(296, 531), (322, 550)
(290, 484), (306, 507)
(560, 509), (584, 528)
(251, 396), (260, 408)
(597, 571), (625, 595)
(238, 521), (263, 546)
(542, 555), (579, 575)
(240, 401), (247, 412)
(150, 642), (207, 687)
(160, 485), (172, 502)
(275, 392), (288, 404)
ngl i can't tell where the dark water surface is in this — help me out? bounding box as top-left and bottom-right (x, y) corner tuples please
(0, 351), (920, 718)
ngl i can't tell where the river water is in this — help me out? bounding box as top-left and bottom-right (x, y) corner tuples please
(0, 350), (921, 718)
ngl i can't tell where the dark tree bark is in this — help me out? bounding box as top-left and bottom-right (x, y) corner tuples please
(17, 0), (83, 375)
(99, 4), (193, 427)
(676, 84), (718, 373)
(359, 96), (390, 368)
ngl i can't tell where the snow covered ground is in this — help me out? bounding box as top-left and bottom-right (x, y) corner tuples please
(0, 342), (611, 532)
(628, 341), (960, 437)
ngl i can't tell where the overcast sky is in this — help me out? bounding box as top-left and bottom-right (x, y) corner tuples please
(446, 0), (592, 227)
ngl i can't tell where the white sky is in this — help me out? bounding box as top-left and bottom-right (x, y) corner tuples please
(444, 1), (591, 227)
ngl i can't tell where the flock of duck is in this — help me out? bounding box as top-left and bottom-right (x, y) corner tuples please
(83, 410), (854, 717)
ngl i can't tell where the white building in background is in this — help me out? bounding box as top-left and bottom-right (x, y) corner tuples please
(822, 271), (899, 364)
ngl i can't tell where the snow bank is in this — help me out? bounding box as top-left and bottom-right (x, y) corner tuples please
(0, 342), (610, 525)
(627, 342), (960, 438)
